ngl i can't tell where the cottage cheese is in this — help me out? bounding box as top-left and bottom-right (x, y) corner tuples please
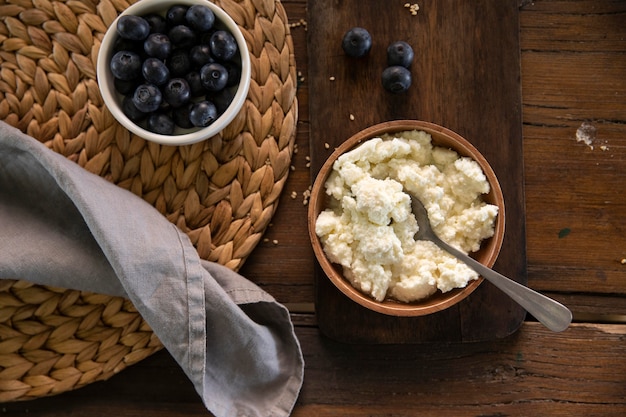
(315, 130), (498, 302)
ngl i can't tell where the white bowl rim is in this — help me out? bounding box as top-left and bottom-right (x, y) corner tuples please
(96, 0), (251, 146)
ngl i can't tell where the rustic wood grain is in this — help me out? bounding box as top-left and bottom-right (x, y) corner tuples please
(3, 0), (626, 415)
(520, 0), (626, 295)
(306, 0), (527, 343)
(548, 292), (626, 317)
(4, 323), (625, 417)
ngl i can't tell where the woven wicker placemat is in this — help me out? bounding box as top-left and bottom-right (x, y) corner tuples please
(0, 0), (297, 401)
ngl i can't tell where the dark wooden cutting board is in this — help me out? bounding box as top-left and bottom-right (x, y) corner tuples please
(307, 0), (527, 343)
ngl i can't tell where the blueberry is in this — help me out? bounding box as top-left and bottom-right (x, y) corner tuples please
(143, 13), (167, 34)
(207, 88), (234, 114)
(381, 66), (412, 93)
(168, 25), (196, 49)
(209, 30), (238, 61)
(190, 44), (214, 67)
(113, 37), (142, 54)
(166, 5), (189, 27)
(163, 78), (191, 107)
(167, 49), (191, 77)
(200, 31), (214, 45)
(185, 5), (215, 32)
(114, 77), (137, 94)
(144, 33), (171, 60)
(222, 61), (241, 87)
(387, 41), (414, 68)
(185, 71), (207, 96)
(110, 50), (142, 80)
(132, 83), (162, 112)
(189, 100), (218, 127)
(172, 103), (195, 129)
(108, 8), (244, 136)
(147, 112), (175, 135)
(142, 57), (169, 85)
(200, 62), (228, 91)
(341, 27), (372, 58)
(122, 95), (147, 122)
(117, 15), (150, 41)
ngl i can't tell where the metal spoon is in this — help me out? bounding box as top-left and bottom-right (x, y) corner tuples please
(408, 193), (572, 332)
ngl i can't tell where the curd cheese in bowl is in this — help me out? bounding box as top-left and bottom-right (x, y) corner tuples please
(308, 120), (505, 317)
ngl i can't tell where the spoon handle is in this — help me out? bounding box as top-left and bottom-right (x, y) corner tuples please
(433, 237), (572, 332)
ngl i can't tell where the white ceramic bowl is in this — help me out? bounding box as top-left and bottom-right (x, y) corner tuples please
(97, 0), (251, 145)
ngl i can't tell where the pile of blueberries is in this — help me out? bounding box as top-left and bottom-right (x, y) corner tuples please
(341, 27), (414, 94)
(109, 4), (241, 135)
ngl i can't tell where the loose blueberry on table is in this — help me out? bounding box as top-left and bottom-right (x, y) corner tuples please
(109, 4), (242, 135)
(381, 66), (412, 94)
(341, 27), (372, 58)
(387, 41), (414, 68)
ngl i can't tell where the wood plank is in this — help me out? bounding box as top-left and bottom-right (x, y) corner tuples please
(519, 0), (626, 294)
(293, 404), (626, 417)
(307, 0), (526, 343)
(294, 323), (626, 415)
(546, 292), (626, 317)
(520, 0), (626, 53)
(4, 323), (626, 416)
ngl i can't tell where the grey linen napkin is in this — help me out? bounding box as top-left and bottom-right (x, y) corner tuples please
(0, 122), (304, 417)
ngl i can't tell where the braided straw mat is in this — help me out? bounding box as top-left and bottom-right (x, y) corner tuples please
(0, 0), (298, 402)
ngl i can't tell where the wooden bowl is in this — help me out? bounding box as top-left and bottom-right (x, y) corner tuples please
(308, 120), (506, 317)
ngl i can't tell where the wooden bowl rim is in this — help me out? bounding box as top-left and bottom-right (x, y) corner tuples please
(308, 120), (506, 317)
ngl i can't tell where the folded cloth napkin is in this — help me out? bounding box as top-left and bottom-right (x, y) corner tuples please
(0, 122), (304, 417)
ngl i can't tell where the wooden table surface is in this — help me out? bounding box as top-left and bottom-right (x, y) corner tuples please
(4, 0), (626, 415)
